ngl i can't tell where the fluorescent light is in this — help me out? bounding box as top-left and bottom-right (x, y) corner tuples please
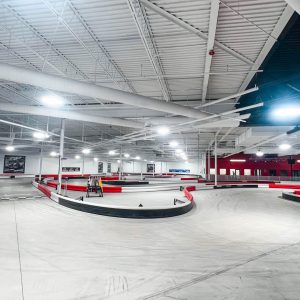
(272, 106), (300, 119)
(82, 148), (91, 154)
(5, 145), (15, 152)
(108, 150), (116, 156)
(279, 143), (291, 151)
(41, 94), (64, 108)
(124, 153), (130, 158)
(135, 156), (141, 160)
(256, 150), (264, 157)
(75, 155), (81, 159)
(230, 159), (246, 162)
(117, 160), (121, 163)
(157, 126), (170, 135)
(93, 157), (98, 161)
(50, 151), (58, 157)
(169, 141), (178, 148)
(143, 159), (147, 162)
(33, 131), (49, 139)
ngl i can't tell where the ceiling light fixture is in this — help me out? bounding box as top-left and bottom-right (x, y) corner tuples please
(157, 126), (170, 135)
(41, 94), (64, 108)
(5, 145), (15, 152)
(108, 150), (116, 155)
(135, 156), (141, 160)
(82, 148), (91, 154)
(50, 151), (58, 157)
(93, 157), (98, 161)
(33, 131), (49, 140)
(279, 143), (291, 151)
(124, 153), (130, 158)
(272, 106), (300, 119)
(256, 150), (264, 157)
(75, 155), (81, 159)
(230, 159), (246, 162)
(169, 141), (178, 148)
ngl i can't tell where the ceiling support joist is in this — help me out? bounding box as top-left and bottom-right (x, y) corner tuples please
(285, 0), (300, 15)
(202, 0), (219, 103)
(0, 63), (222, 120)
(140, 0), (254, 65)
(127, 0), (171, 101)
(0, 103), (144, 129)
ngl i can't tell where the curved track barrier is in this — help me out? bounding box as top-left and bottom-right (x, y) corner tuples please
(213, 184), (258, 189)
(269, 183), (300, 189)
(32, 182), (194, 219)
(282, 192), (300, 203)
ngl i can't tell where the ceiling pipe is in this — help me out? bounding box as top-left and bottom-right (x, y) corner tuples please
(0, 103), (144, 129)
(0, 63), (229, 120)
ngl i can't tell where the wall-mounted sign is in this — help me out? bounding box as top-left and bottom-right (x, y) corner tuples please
(147, 163), (155, 173)
(107, 162), (111, 173)
(169, 169), (190, 173)
(3, 155), (26, 173)
(98, 162), (103, 173)
(62, 167), (80, 172)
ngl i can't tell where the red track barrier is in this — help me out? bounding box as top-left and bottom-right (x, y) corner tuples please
(269, 183), (300, 189)
(294, 191), (300, 195)
(183, 186), (195, 202)
(181, 177), (198, 181)
(37, 183), (52, 198)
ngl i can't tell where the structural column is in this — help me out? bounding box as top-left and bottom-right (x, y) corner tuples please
(38, 144), (43, 182)
(214, 134), (217, 186)
(58, 119), (65, 194)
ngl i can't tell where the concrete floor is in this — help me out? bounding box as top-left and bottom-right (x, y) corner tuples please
(1, 179), (300, 299)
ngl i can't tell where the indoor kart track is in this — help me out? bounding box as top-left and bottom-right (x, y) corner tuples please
(2, 178), (300, 300)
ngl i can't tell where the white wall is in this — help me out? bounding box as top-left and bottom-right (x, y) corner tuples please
(0, 154), (206, 176)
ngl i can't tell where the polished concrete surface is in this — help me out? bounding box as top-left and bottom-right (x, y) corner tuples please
(2, 179), (300, 299)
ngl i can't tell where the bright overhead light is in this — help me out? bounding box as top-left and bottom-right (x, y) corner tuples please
(135, 156), (141, 160)
(75, 155), (81, 159)
(33, 131), (49, 140)
(117, 159), (121, 163)
(279, 143), (291, 151)
(93, 157), (98, 161)
(82, 148), (91, 154)
(50, 151), (58, 157)
(256, 150), (264, 157)
(169, 141), (178, 148)
(157, 126), (170, 135)
(108, 150), (116, 156)
(230, 159), (246, 162)
(41, 94), (64, 108)
(5, 145), (15, 152)
(272, 106), (300, 119)
(124, 153), (130, 158)
(143, 159), (147, 162)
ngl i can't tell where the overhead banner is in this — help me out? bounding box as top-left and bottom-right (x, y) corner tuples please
(169, 169), (190, 173)
(3, 155), (26, 173)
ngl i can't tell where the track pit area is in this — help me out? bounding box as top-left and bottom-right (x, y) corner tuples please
(3, 179), (300, 299)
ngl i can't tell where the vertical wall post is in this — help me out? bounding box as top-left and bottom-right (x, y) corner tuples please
(58, 119), (65, 194)
(38, 143), (43, 182)
(208, 149), (210, 181)
(214, 134), (218, 186)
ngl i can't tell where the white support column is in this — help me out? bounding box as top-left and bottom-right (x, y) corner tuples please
(207, 150), (210, 181)
(214, 134), (218, 186)
(38, 144), (43, 182)
(58, 119), (65, 194)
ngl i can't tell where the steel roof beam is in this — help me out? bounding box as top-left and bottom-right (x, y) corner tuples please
(202, 0), (219, 103)
(140, 0), (254, 65)
(127, 0), (171, 101)
(285, 0), (300, 15)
